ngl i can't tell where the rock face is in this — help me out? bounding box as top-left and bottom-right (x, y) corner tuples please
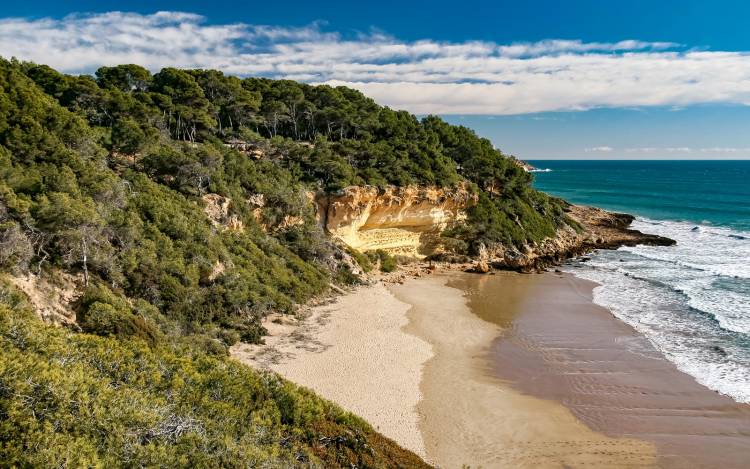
(315, 185), (477, 258)
(314, 185), (674, 269)
(8, 271), (82, 325)
(202, 194), (244, 232)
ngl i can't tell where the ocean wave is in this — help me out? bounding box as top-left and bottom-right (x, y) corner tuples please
(563, 217), (750, 403)
(626, 218), (750, 280)
(578, 256), (750, 335)
(565, 261), (750, 403)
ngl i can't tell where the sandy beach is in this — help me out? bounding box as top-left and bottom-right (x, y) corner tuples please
(231, 282), (433, 458)
(232, 269), (750, 468)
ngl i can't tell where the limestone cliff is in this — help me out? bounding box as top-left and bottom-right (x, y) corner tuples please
(315, 185), (477, 257)
(314, 185), (674, 272)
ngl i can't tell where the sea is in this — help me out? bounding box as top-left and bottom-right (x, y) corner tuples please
(529, 160), (750, 403)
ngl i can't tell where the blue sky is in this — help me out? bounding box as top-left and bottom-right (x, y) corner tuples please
(2, 1), (750, 159)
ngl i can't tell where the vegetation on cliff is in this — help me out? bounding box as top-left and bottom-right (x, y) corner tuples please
(0, 57), (570, 465)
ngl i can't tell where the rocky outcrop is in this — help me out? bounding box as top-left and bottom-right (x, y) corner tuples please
(315, 185), (477, 258)
(8, 271), (82, 325)
(202, 194), (244, 232)
(511, 157), (537, 172)
(484, 205), (675, 272)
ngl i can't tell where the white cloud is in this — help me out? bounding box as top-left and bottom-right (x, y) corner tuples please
(585, 146), (614, 152)
(496, 39), (678, 57)
(626, 147), (693, 153)
(2, 11), (750, 115)
(699, 147), (750, 153)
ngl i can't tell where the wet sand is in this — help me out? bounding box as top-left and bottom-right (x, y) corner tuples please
(452, 271), (750, 469)
(390, 274), (656, 468)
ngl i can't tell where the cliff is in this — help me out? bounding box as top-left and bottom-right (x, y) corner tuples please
(315, 185), (478, 257)
(314, 185), (674, 272)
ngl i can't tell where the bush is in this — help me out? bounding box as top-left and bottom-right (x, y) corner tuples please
(79, 301), (161, 346)
(182, 334), (229, 356)
(217, 328), (241, 346)
(367, 249), (398, 273)
(335, 265), (362, 285)
(78, 284), (162, 346)
(346, 247), (373, 273)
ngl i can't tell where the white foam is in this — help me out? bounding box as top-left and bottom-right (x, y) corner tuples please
(564, 219), (750, 403)
(628, 218), (750, 280)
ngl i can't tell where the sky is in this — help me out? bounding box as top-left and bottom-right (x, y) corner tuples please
(1, 0), (750, 159)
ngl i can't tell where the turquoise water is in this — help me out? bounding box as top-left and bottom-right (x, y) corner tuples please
(529, 160), (750, 403)
(529, 160), (750, 231)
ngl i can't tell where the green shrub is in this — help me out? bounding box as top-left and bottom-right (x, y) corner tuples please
(77, 284), (161, 345)
(182, 333), (229, 356)
(0, 276), (33, 314)
(346, 247), (373, 273)
(217, 328), (241, 346)
(79, 301), (161, 346)
(379, 252), (398, 273)
(366, 249), (398, 273)
(335, 265), (362, 285)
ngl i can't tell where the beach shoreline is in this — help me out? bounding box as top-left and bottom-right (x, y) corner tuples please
(232, 268), (750, 468)
(464, 271), (750, 469)
(389, 273), (655, 468)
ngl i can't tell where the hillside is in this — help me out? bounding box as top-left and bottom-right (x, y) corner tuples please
(0, 278), (430, 467)
(0, 58), (669, 465)
(0, 58), (574, 343)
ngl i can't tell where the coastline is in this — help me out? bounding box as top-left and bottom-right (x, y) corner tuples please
(232, 266), (750, 468)
(464, 271), (750, 468)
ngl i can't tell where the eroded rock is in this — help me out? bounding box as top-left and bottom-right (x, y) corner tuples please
(315, 184), (477, 258)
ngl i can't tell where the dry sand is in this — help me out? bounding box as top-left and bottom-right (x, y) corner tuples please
(231, 282), (433, 458)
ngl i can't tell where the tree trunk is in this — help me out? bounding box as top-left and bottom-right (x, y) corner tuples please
(81, 237), (89, 287)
